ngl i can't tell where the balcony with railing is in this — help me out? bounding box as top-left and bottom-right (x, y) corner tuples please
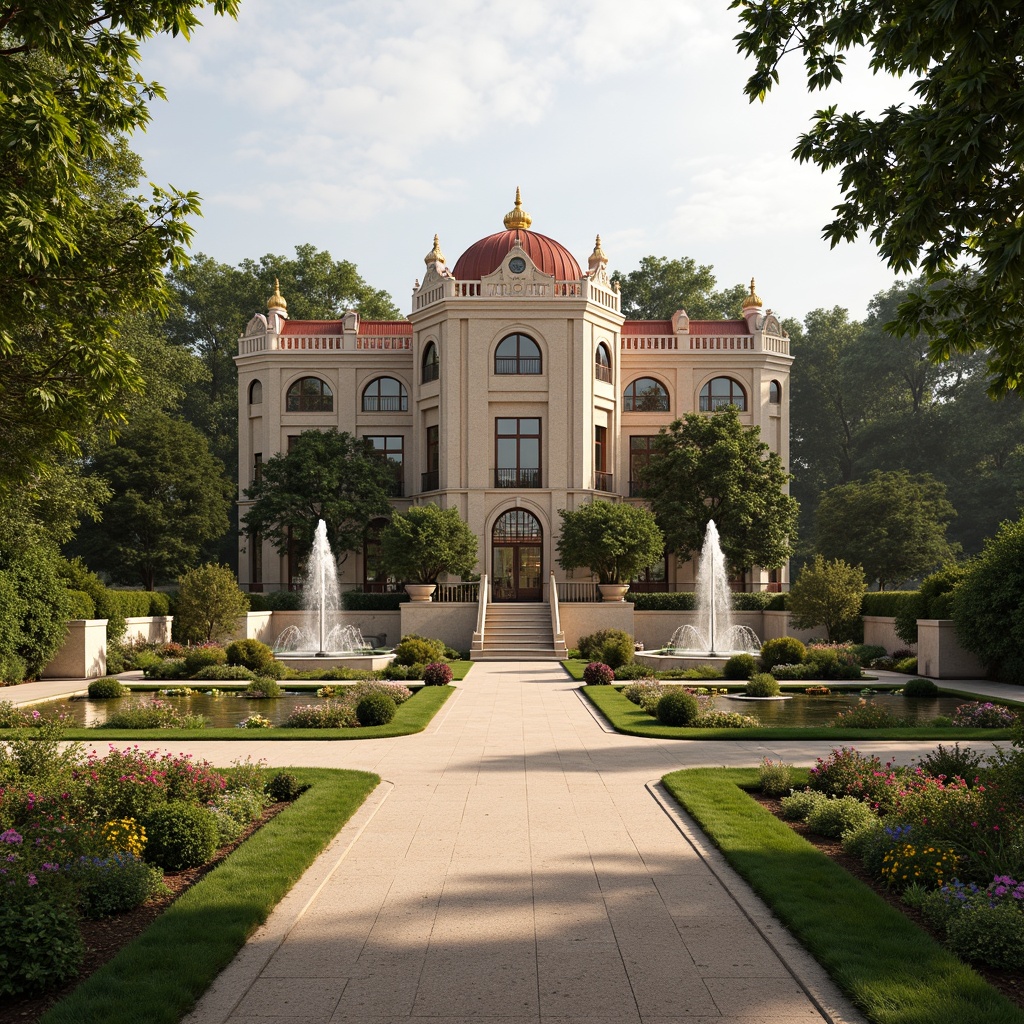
(594, 362), (613, 383)
(362, 395), (409, 413)
(594, 472), (614, 492)
(494, 358), (541, 375)
(494, 468), (541, 488)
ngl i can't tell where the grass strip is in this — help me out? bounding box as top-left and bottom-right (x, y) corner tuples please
(40, 767), (379, 1024)
(662, 768), (1024, 1024)
(581, 683), (1013, 741)
(4, 684), (455, 742)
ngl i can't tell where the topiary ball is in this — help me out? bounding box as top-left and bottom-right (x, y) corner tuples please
(88, 676), (127, 699)
(656, 689), (700, 726)
(723, 653), (757, 680)
(582, 662), (615, 685)
(746, 673), (782, 698)
(142, 803), (218, 871)
(225, 638), (277, 675)
(266, 772), (306, 802)
(760, 636), (807, 671)
(903, 677), (939, 698)
(183, 645), (227, 677)
(356, 692), (397, 726)
(422, 662), (453, 686)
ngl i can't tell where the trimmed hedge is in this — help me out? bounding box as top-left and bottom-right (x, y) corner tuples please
(246, 590), (302, 612)
(732, 592), (787, 611)
(97, 590), (170, 619)
(65, 590), (96, 620)
(860, 591), (917, 618)
(628, 591), (785, 611)
(341, 590), (409, 611)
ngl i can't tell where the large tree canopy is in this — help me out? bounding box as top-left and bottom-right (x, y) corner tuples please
(638, 407), (798, 572)
(555, 501), (665, 585)
(242, 429), (395, 566)
(0, 1), (238, 484)
(611, 256), (746, 320)
(732, 0), (1024, 393)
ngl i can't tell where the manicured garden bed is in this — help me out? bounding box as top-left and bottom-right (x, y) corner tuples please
(663, 767), (1024, 1024)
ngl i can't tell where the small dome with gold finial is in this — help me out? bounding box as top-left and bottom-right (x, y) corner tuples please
(588, 234), (608, 269)
(741, 277), (762, 310)
(503, 187), (532, 231)
(424, 234), (446, 266)
(268, 278), (287, 313)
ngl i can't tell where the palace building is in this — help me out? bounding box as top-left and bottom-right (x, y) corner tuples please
(235, 191), (792, 602)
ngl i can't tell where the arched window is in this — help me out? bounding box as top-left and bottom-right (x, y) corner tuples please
(286, 376), (332, 412)
(422, 342), (439, 383)
(623, 377), (669, 412)
(492, 509), (543, 601)
(595, 342), (612, 383)
(249, 379), (263, 405)
(362, 376), (408, 412)
(769, 379), (781, 404)
(700, 376), (747, 412)
(494, 333), (542, 374)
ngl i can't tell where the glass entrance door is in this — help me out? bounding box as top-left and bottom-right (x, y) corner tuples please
(492, 510), (543, 601)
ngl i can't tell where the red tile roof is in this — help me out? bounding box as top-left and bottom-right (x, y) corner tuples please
(279, 319), (412, 336)
(280, 320), (343, 335)
(621, 319), (750, 336)
(358, 320), (413, 335)
(689, 320), (750, 335)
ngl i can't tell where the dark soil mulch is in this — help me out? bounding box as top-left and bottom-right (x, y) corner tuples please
(753, 793), (1024, 1011)
(3, 801), (289, 1024)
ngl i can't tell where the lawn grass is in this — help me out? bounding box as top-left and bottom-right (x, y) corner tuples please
(4, 684), (456, 741)
(40, 767), (379, 1024)
(662, 768), (1024, 1024)
(580, 682), (1014, 741)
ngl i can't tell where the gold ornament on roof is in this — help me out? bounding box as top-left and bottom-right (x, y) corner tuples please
(741, 276), (762, 309)
(503, 186), (533, 231)
(589, 234), (607, 263)
(267, 278), (287, 312)
(424, 233), (446, 266)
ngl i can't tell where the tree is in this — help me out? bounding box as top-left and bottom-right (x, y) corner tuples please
(378, 504), (479, 584)
(788, 555), (866, 641)
(174, 563), (249, 644)
(814, 471), (958, 589)
(242, 430), (395, 567)
(611, 256), (746, 320)
(0, 2), (238, 485)
(73, 412), (233, 589)
(732, 1), (1024, 394)
(555, 501), (664, 584)
(953, 517), (1024, 684)
(638, 407), (799, 572)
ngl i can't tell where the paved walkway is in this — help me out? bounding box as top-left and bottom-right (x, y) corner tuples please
(8, 665), (1020, 1023)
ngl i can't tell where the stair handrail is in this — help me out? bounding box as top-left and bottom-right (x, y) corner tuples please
(549, 571), (563, 647)
(475, 573), (488, 645)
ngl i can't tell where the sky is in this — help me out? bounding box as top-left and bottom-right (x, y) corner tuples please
(133, 0), (914, 324)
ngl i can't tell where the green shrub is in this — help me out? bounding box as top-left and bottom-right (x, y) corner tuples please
(599, 633), (634, 670)
(830, 700), (907, 728)
(0, 652), (26, 685)
(246, 590), (302, 611)
(627, 591), (696, 610)
(0, 891), (85, 996)
(583, 661), (614, 685)
(102, 701), (207, 729)
(695, 709), (760, 728)
(656, 689), (700, 726)
(341, 590), (408, 610)
(65, 588), (96, 619)
(850, 644), (887, 666)
(284, 701), (358, 728)
(841, 816), (887, 861)
(746, 672), (781, 697)
(895, 565), (968, 645)
(771, 663), (817, 680)
(225, 638), (277, 675)
(621, 681), (664, 713)
(779, 789), (829, 820)
(613, 663), (657, 681)
(788, 555), (866, 641)
(895, 656), (918, 674)
(183, 645), (227, 675)
(208, 788), (267, 844)
(903, 677), (939, 697)
(658, 665), (722, 680)
(174, 563), (249, 644)
(861, 591), (918, 618)
(759, 757), (792, 796)
(578, 628), (634, 663)
(914, 742), (985, 781)
(393, 634), (446, 666)
(381, 661), (424, 680)
(355, 692), (397, 726)
(422, 662), (453, 686)
(73, 853), (167, 919)
(88, 676), (127, 698)
(192, 664), (256, 681)
(946, 905), (1024, 970)
(805, 795), (876, 838)
(266, 772), (306, 801)
(723, 653), (757, 680)
(759, 636), (807, 671)
(142, 802), (219, 871)
(244, 676), (282, 698)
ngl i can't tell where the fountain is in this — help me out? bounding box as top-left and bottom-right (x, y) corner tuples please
(635, 519), (762, 672)
(270, 519), (395, 672)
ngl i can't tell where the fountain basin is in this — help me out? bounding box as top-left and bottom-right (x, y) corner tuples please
(634, 651), (737, 673)
(273, 652), (396, 673)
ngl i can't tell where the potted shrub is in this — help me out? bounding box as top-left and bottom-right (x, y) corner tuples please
(556, 501), (664, 601)
(378, 504), (478, 601)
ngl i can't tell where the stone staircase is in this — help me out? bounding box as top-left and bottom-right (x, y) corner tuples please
(471, 603), (567, 661)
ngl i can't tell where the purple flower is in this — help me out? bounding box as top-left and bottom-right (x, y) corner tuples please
(27, 873), (37, 886)
(0, 829), (22, 845)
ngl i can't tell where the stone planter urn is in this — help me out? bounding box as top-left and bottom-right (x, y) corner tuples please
(598, 583), (630, 602)
(404, 583), (437, 602)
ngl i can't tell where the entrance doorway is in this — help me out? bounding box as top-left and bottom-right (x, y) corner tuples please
(492, 510), (542, 601)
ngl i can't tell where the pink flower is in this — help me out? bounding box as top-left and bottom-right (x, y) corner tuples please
(27, 873), (37, 886)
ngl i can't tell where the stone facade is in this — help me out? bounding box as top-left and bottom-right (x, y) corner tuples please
(235, 195), (793, 599)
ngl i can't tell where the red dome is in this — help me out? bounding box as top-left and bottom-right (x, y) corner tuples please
(452, 229), (583, 281)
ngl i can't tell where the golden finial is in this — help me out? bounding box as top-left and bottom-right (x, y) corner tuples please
(589, 234), (608, 265)
(503, 186), (533, 231)
(267, 278), (287, 312)
(424, 233), (446, 266)
(741, 276), (762, 309)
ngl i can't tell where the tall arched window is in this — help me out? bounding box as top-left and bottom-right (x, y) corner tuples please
(699, 377), (746, 412)
(623, 377), (669, 412)
(422, 342), (439, 383)
(769, 379), (781, 404)
(286, 376), (332, 412)
(362, 377), (408, 412)
(249, 379), (263, 405)
(595, 342), (612, 383)
(494, 333), (541, 374)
